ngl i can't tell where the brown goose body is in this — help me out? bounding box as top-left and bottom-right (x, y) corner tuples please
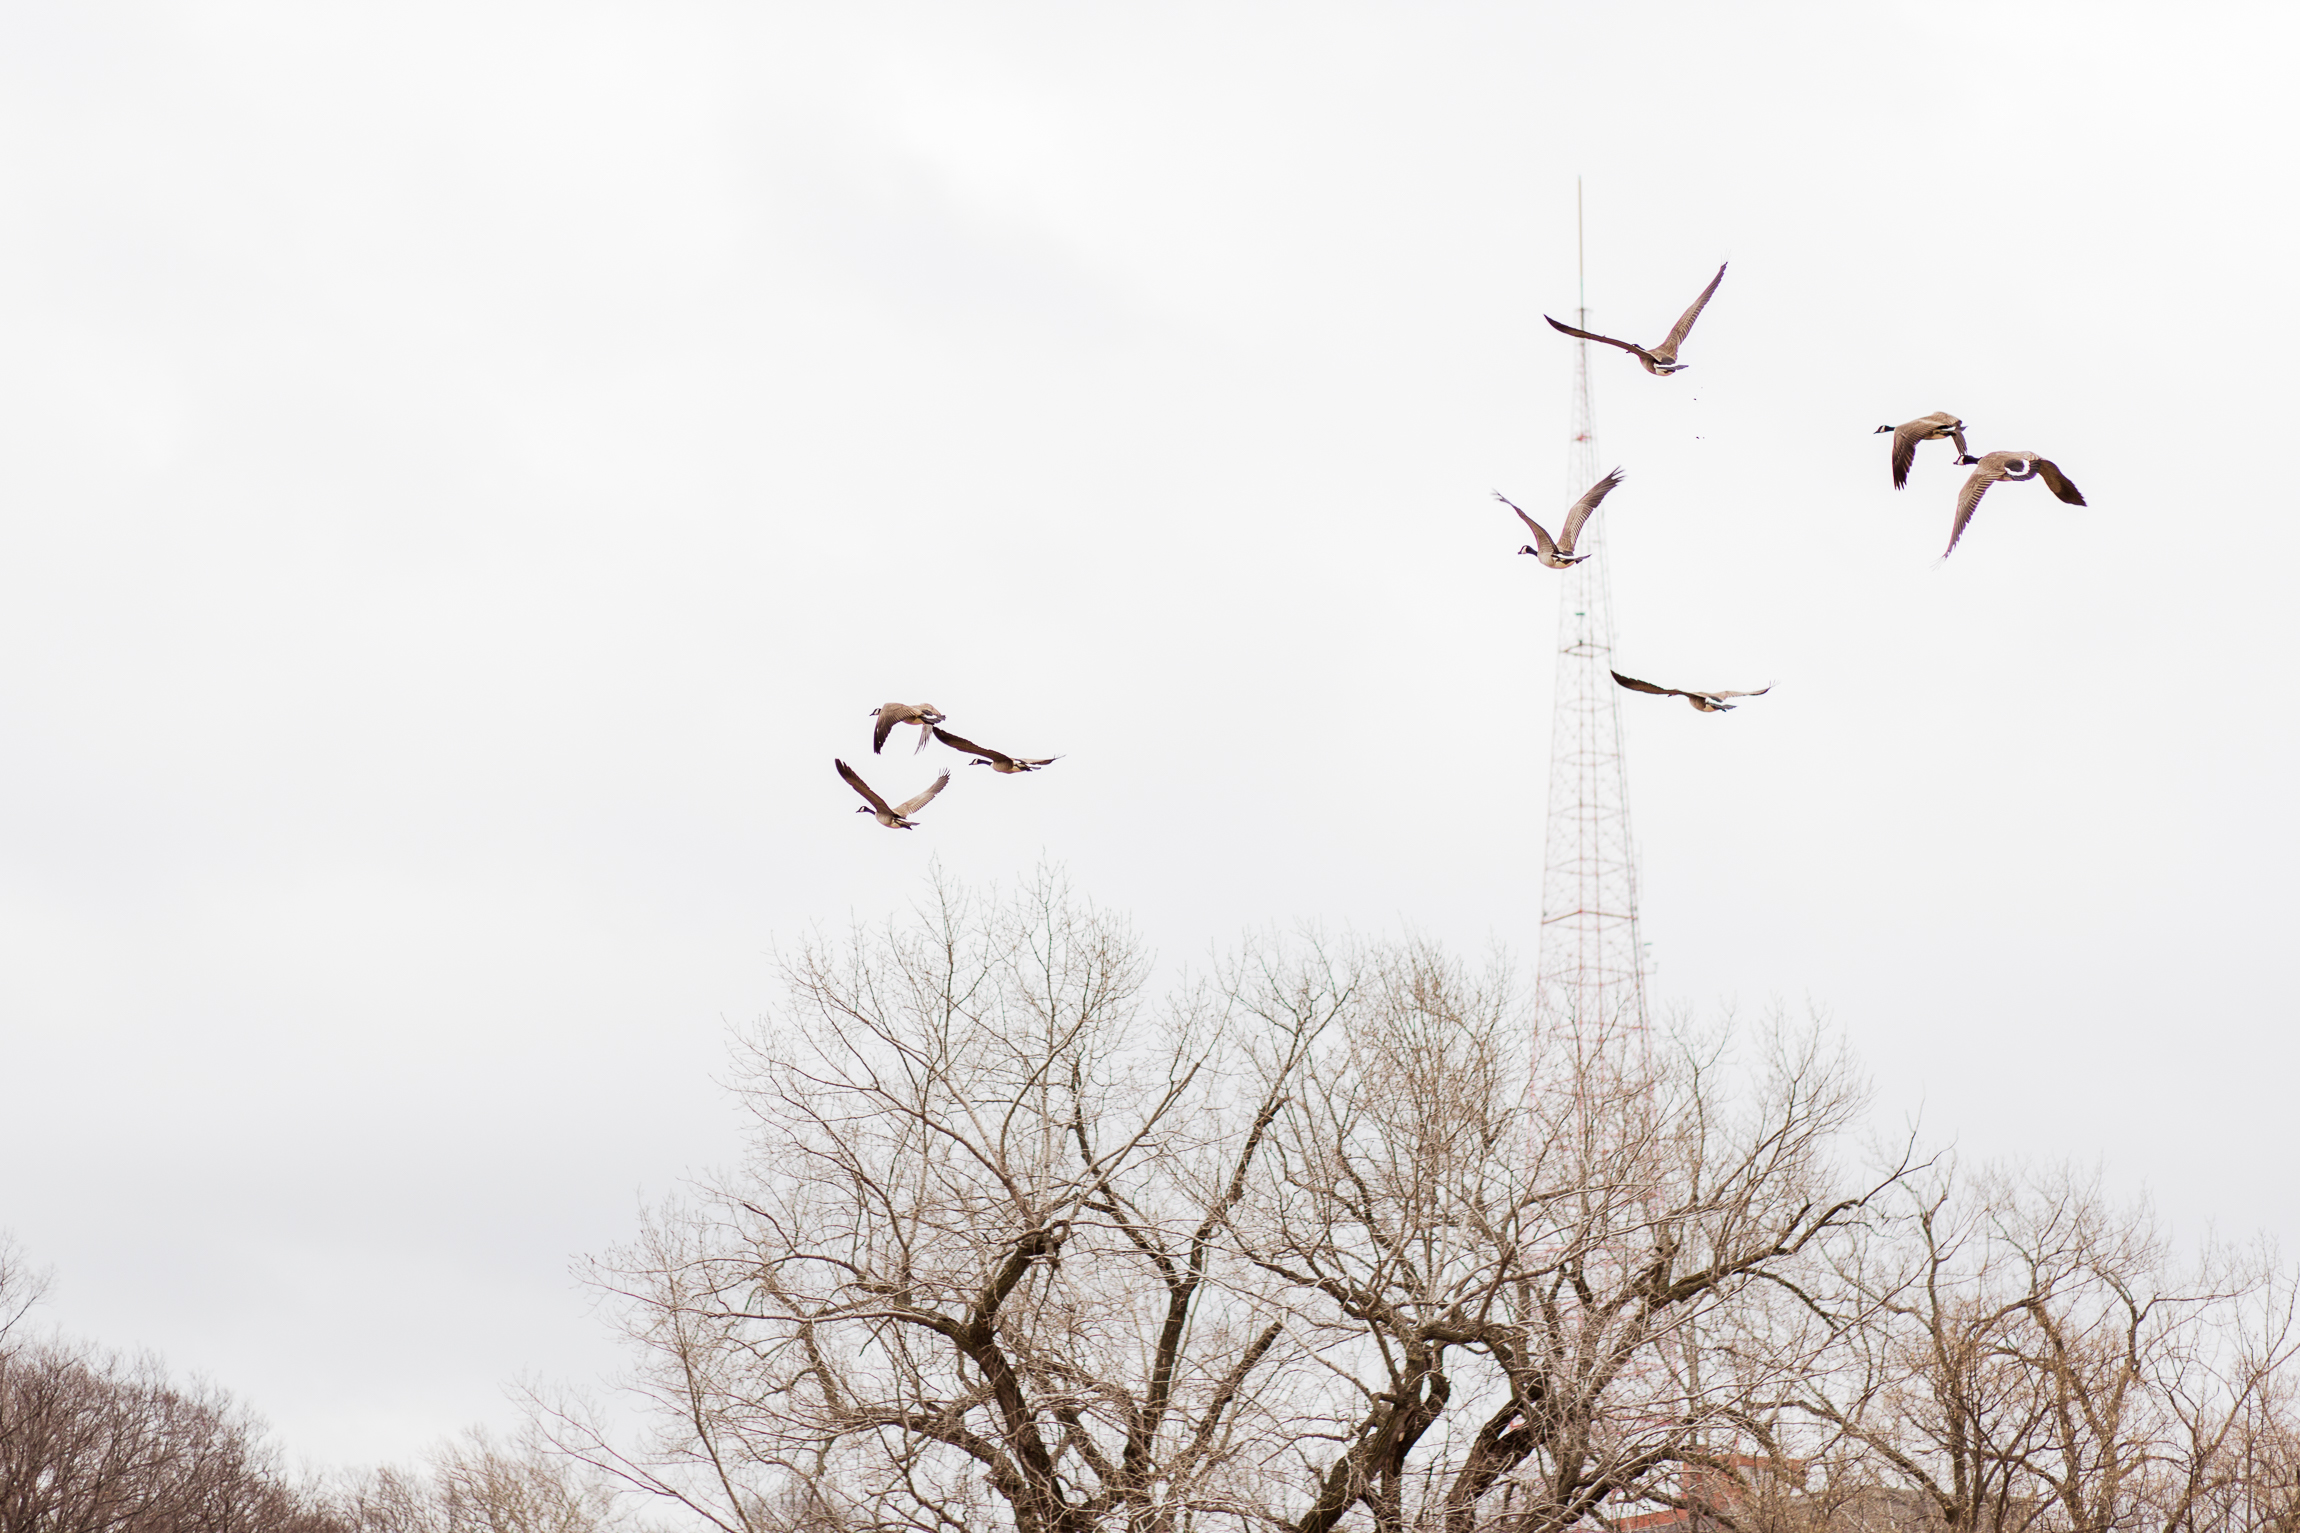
(1944, 450), (2086, 557)
(1545, 263), (1726, 375)
(870, 701), (945, 754)
(932, 727), (1059, 774)
(1496, 468), (1624, 569)
(1612, 671), (1770, 713)
(836, 758), (950, 829)
(1876, 412), (1979, 490)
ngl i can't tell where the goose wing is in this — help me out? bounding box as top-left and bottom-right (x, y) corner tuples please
(1557, 467), (1625, 554)
(1653, 263), (1727, 361)
(1888, 419), (1929, 490)
(893, 770), (952, 819)
(1611, 671), (1686, 699)
(1494, 492), (1558, 559)
(932, 727), (1014, 768)
(2033, 458), (2086, 506)
(837, 758), (895, 817)
(1945, 464), (2002, 557)
(872, 704), (915, 755)
(1697, 685), (1772, 701)
(1544, 315), (1651, 359)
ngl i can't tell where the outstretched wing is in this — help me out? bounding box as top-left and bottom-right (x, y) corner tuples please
(1494, 492), (1557, 559)
(836, 758), (895, 816)
(2033, 458), (2086, 506)
(871, 705), (909, 754)
(1945, 466), (1998, 557)
(1889, 420), (1927, 490)
(1557, 467), (1625, 554)
(1545, 315), (1650, 358)
(893, 770), (952, 819)
(932, 726), (1013, 768)
(1611, 671), (1683, 698)
(1654, 263), (1727, 361)
(1699, 685), (1772, 701)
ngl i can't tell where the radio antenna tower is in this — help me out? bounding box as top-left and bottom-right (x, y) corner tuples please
(1537, 180), (1650, 1043)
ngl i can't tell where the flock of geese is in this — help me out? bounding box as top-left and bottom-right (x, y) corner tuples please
(1499, 262), (2087, 713)
(837, 261), (2091, 825)
(835, 702), (1058, 831)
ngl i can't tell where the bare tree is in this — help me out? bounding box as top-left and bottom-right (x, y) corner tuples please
(335, 1429), (622, 1533)
(0, 1234), (340, 1533)
(0, 1236), (48, 1354)
(0, 1335), (335, 1533)
(2180, 1378), (2300, 1532)
(1229, 954), (1887, 1533)
(1790, 1165), (2300, 1533)
(538, 870), (1350, 1531)
(543, 875), (1901, 1533)
(1786, 1169), (2055, 1533)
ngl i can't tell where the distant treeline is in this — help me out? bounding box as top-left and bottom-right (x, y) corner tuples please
(0, 1240), (616, 1533)
(0, 1335), (334, 1533)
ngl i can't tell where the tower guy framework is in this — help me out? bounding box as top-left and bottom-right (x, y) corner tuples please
(1536, 185), (1650, 1041)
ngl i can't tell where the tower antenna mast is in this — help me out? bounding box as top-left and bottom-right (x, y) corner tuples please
(1538, 179), (1650, 1045)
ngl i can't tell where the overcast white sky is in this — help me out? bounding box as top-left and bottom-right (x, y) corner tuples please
(2, 0), (2295, 1471)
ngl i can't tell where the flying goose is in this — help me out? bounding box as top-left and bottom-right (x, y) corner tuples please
(931, 727), (1059, 774)
(870, 701), (945, 754)
(1611, 671), (1771, 713)
(1545, 263), (1727, 375)
(836, 758), (951, 829)
(1944, 451), (2086, 557)
(1496, 468), (1625, 569)
(1876, 412), (1981, 490)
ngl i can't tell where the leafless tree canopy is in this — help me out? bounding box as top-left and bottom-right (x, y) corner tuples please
(0, 1333), (336, 1533)
(331, 1429), (626, 1533)
(541, 872), (2034, 1532)
(1785, 1166), (2300, 1533)
(541, 871), (1335, 1530)
(0, 1240), (649, 1533)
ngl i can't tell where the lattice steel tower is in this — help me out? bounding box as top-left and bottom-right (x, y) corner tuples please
(1537, 184), (1650, 1040)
